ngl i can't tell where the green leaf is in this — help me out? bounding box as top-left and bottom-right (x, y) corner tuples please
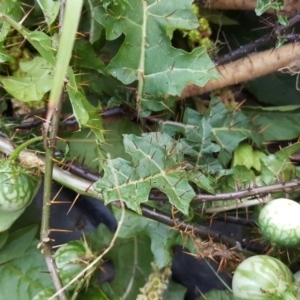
(255, 0), (287, 25)
(94, 132), (196, 215)
(252, 150), (267, 172)
(23, 31), (55, 66)
(160, 98), (253, 171)
(207, 99), (250, 165)
(242, 105), (300, 141)
(0, 225), (38, 265)
(0, 232), (8, 251)
(89, 207), (196, 268)
(188, 169), (216, 194)
(0, 0), (23, 41)
(275, 142), (300, 160)
(0, 56), (53, 101)
(113, 208), (195, 268)
(197, 289), (234, 300)
(73, 40), (106, 72)
(66, 68), (105, 144)
(232, 165), (255, 185)
(35, 0), (60, 27)
(255, 0), (283, 15)
(77, 286), (111, 300)
(32, 288), (57, 300)
(0, 46), (14, 63)
(94, 0), (218, 110)
(246, 74), (300, 106)
(84, 0), (105, 44)
(99, 0), (130, 11)
(0, 208), (26, 232)
(259, 143), (300, 184)
(163, 281), (187, 300)
(58, 116), (141, 172)
(161, 109), (221, 173)
(88, 225), (152, 299)
(233, 142), (254, 169)
(87, 208), (195, 297)
(0, 238), (52, 300)
(200, 9), (239, 25)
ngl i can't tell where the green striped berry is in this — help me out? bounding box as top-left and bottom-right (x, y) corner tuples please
(258, 198), (300, 247)
(232, 255), (297, 300)
(0, 160), (41, 212)
(54, 241), (93, 289)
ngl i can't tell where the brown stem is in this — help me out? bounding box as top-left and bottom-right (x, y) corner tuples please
(196, 0), (300, 16)
(141, 204), (239, 248)
(215, 13), (300, 65)
(181, 42), (300, 98)
(198, 0), (256, 11)
(193, 180), (300, 202)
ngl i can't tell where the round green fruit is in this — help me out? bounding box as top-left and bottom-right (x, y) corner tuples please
(0, 160), (41, 212)
(258, 198), (300, 247)
(54, 241), (91, 289)
(232, 255), (297, 300)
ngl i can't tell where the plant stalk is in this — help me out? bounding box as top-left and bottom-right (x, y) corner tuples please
(181, 42), (300, 98)
(195, 0), (300, 16)
(8, 136), (43, 162)
(40, 92), (67, 300)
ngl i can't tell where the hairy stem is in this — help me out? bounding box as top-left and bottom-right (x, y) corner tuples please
(205, 196), (273, 213)
(40, 93), (66, 300)
(214, 13), (300, 65)
(194, 180), (300, 201)
(49, 202), (126, 299)
(39, 1), (68, 297)
(141, 204), (241, 248)
(1, 136), (300, 206)
(181, 42), (300, 98)
(8, 136), (43, 162)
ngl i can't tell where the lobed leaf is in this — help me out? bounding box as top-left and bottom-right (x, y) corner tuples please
(94, 132), (196, 215)
(94, 0), (218, 110)
(161, 98), (253, 172)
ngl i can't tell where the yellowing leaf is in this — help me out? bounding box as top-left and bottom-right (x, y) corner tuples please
(0, 57), (53, 102)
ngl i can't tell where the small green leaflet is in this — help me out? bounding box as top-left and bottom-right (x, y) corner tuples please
(21, 31), (55, 66)
(0, 47), (14, 63)
(161, 98), (252, 171)
(67, 68), (105, 144)
(0, 0), (23, 42)
(35, 0), (60, 28)
(94, 132), (196, 215)
(255, 0), (287, 26)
